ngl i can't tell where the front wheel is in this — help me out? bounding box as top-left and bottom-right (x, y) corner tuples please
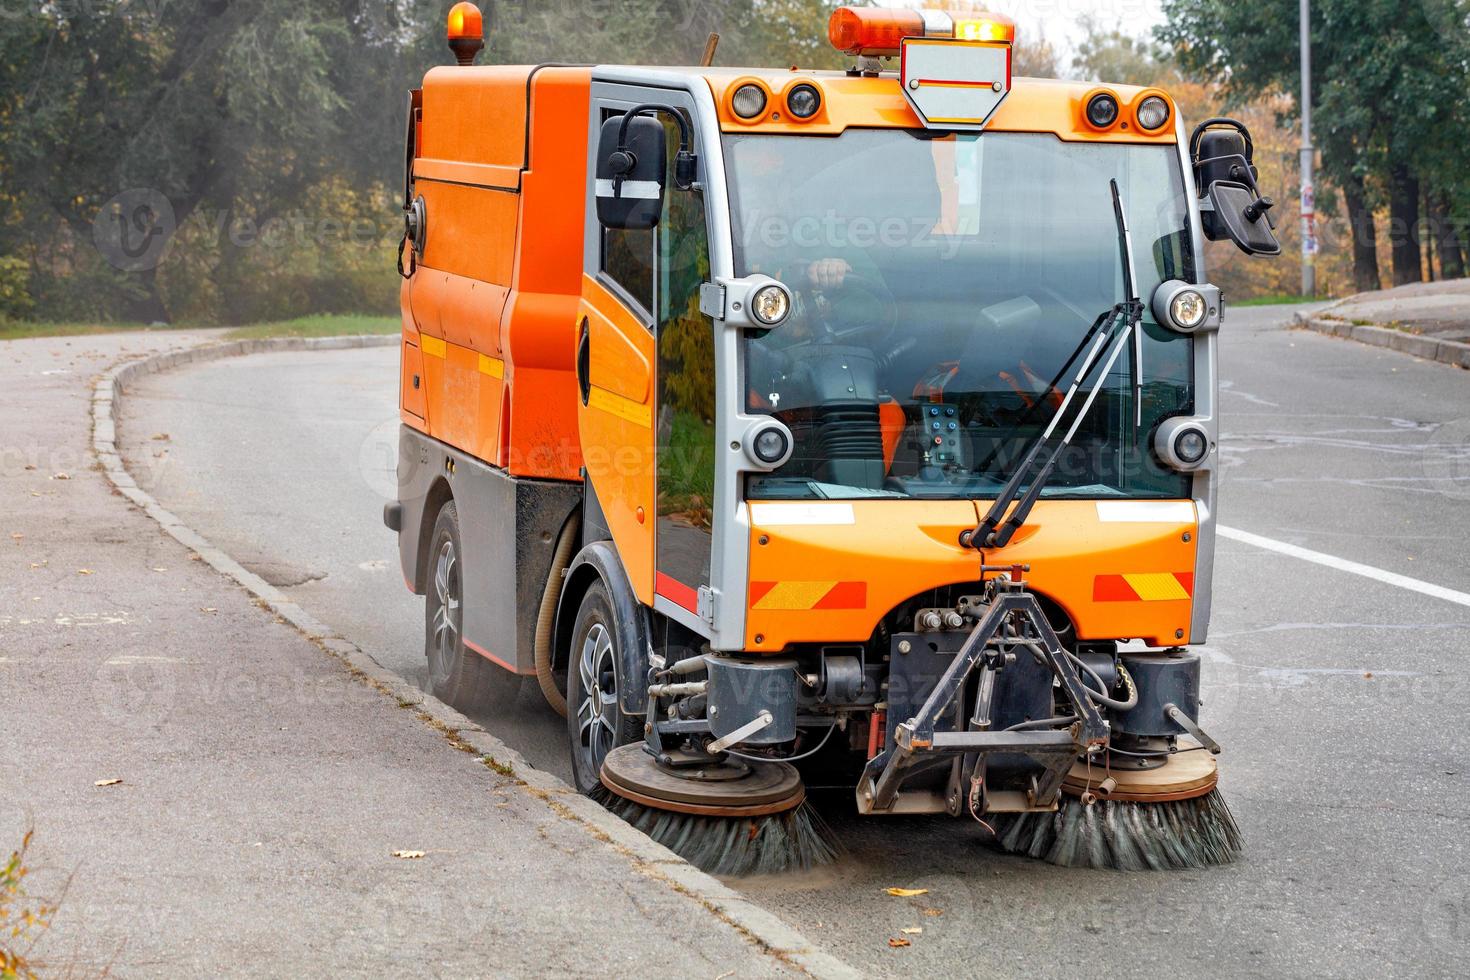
(424, 500), (522, 712)
(566, 581), (642, 794)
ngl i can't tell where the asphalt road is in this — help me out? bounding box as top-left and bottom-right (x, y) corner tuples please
(119, 305), (1470, 977)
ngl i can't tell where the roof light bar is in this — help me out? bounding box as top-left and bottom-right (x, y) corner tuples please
(828, 6), (1015, 59)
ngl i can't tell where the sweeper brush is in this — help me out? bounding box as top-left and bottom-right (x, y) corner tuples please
(991, 752), (1244, 871)
(596, 744), (840, 876)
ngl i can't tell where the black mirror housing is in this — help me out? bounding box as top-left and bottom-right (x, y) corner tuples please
(1190, 118), (1281, 257)
(596, 114), (666, 231)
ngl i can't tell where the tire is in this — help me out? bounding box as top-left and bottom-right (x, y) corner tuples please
(424, 500), (522, 712)
(566, 581), (642, 794)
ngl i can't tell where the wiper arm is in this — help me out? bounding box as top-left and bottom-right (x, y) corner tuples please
(971, 304), (1119, 477)
(969, 180), (1145, 551)
(1112, 178), (1145, 429)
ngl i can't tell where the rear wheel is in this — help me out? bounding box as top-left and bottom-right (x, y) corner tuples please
(424, 500), (522, 711)
(566, 581), (642, 794)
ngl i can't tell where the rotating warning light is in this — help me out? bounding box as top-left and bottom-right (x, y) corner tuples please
(447, 2), (485, 66)
(828, 6), (1015, 58)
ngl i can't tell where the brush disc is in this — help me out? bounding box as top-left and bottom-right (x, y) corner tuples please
(600, 743), (805, 817)
(1064, 748), (1219, 802)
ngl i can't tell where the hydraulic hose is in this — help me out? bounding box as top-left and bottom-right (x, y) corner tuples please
(1067, 652), (1139, 712)
(534, 512), (581, 718)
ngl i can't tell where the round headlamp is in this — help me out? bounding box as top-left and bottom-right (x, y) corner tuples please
(732, 83), (768, 120)
(750, 283), (792, 326)
(745, 421), (794, 469)
(1154, 418), (1212, 472)
(787, 84), (822, 120)
(1086, 92), (1119, 129)
(1136, 95), (1170, 131)
(1175, 429), (1208, 466)
(1170, 289), (1208, 330)
(753, 427), (790, 464)
(1152, 280), (1221, 334)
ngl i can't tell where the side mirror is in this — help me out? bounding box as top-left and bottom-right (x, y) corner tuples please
(1190, 118), (1281, 257)
(596, 113), (667, 231)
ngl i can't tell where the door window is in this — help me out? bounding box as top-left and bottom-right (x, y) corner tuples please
(654, 114), (715, 596)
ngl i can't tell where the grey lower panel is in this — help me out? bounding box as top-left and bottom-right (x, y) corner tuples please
(396, 425), (580, 674)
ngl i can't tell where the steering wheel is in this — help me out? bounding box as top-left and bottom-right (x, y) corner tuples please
(788, 269), (900, 351)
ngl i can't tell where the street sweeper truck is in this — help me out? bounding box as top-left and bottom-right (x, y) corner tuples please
(385, 2), (1283, 874)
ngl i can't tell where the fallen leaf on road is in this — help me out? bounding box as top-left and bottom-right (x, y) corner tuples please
(52, 472), (70, 480)
(391, 850), (426, 860)
(94, 778), (123, 787)
(10, 532), (22, 541)
(78, 569), (94, 575)
(901, 927), (923, 935)
(921, 907), (943, 917)
(1364, 672), (1374, 680)
(885, 887), (928, 897)
(888, 938), (911, 948)
(152, 433), (171, 441)
(200, 607), (218, 614)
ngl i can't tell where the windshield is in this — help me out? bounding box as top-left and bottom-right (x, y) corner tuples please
(725, 129), (1195, 502)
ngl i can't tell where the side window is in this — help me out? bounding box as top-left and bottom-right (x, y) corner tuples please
(654, 113), (715, 594)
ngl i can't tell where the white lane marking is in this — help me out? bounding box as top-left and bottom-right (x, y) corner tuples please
(1218, 525), (1470, 609)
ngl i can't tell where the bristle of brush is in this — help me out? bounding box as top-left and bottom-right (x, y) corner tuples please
(591, 785), (840, 877)
(991, 790), (1243, 871)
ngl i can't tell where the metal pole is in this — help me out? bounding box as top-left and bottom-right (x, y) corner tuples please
(1299, 0), (1316, 297)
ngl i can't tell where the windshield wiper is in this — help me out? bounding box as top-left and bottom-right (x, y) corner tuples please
(968, 179), (1145, 551)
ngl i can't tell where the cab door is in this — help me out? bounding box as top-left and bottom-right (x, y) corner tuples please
(577, 88), (716, 634)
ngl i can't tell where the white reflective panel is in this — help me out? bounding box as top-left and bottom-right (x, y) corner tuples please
(749, 502), (856, 526)
(1095, 501), (1197, 524)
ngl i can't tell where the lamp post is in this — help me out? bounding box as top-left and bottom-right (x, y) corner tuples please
(1300, 0), (1316, 297)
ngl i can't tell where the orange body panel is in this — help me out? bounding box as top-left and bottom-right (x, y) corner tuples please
(403, 65), (591, 481)
(706, 71), (1175, 145)
(747, 500), (1197, 651)
(577, 279), (657, 606)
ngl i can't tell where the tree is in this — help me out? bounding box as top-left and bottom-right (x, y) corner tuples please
(1159, 0), (1470, 292)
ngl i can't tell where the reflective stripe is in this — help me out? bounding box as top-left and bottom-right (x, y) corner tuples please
(1093, 572), (1195, 602)
(1096, 501), (1196, 523)
(477, 353), (504, 379)
(419, 335), (447, 359)
(750, 580), (866, 611)
(587, 386), (652, 427)
(595, 179), (662, 200)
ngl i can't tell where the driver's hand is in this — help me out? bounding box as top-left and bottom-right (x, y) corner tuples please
(807, 258), (851, 291)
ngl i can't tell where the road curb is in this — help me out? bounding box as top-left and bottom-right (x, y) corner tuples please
(93, 335), (857, 980)
(1295, 312), (1470, 370)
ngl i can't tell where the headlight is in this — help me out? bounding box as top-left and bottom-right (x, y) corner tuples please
(1151, 280), (1222, 334)
(1154, 418), (1212, 472)
(1086, 92), (1119, 129)
(750, 283), (791, 326)
(787, 84), (822, 120)
(732, 83), (768, 120)
(745, 421), (794, 469)
(753, 427), (790, 464)
(1175, 428), (1208, 466)
(1136, 95), (1170, 131)
(1170, 290), (1208, 330)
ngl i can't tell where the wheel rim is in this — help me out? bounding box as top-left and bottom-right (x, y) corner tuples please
(429, 538), (460, 686)
(575, 623), (619, 776)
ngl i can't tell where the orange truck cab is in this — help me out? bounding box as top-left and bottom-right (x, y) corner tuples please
(386, 4), (1280, 823)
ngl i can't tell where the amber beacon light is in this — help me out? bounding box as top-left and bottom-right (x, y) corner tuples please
(828, 6), (1015, 58)
(447, 2), (485, 66)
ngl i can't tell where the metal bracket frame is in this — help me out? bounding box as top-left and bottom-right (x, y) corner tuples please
(858, 589), (1109, 814)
